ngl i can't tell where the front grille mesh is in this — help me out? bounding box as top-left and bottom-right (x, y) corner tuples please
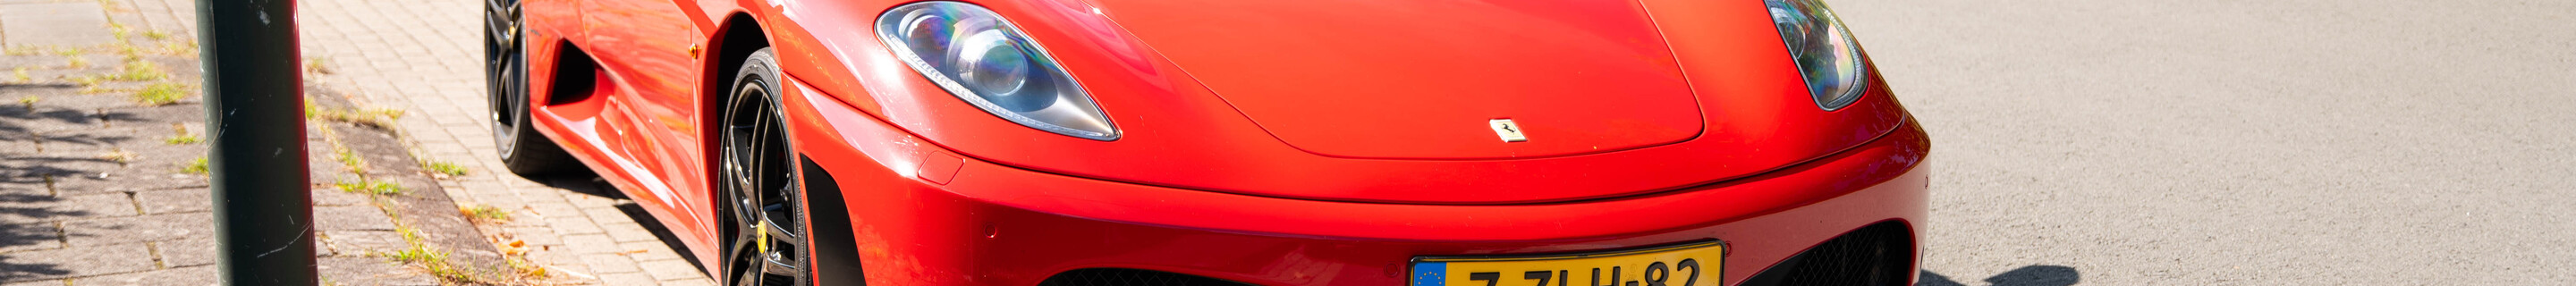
(1037, 268), (1250, 286)
(1739, 222), (1917, 286)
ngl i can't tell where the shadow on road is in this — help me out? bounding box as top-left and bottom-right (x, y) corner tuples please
(1920, 265), (2080, 286)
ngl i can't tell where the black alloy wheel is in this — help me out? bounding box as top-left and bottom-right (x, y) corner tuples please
(720, 48), (813, 286)
(486, 0), (577, 176)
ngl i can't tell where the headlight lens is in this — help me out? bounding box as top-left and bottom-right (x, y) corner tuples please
(1766, 0), (1869, 111)
(878, 2), (1119, 140)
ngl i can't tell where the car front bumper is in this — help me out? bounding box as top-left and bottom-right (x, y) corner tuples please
(779, 74), (1929, 286)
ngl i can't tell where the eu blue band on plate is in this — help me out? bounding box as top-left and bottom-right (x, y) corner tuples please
(1411, 262), (1446, 286)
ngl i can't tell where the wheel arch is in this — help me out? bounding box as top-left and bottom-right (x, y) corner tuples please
(701, 13), (870, 285)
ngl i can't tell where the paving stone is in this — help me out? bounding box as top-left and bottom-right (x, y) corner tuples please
(313, 205), (394, 231)
(318, 230), (404, 257)
(151, 237), (212, 268)
(599, 272), (658, 286)
(315, 257), (437, 286)
(602, 221), (657, 243)
(0, 240), (157, 282)
(0, 221), (62, 253)
(51, 193), (135, 219)
(581, 253), (641, 274)
(0, 191), (131, 223)
(310, 188), (368, 207)
(543, 215), (605, 235)
(638, 258), (704, 282)
(59, 213), (208, 247)
(1, 279), (63, 286)
(0, 3), (115, 47)
(131, 189), (207, 214)
(660, 278), (719, 286)
(619, 240), (682, 262)
(62, 265), (213, 286)
(505, 226), (561, 246)
(561, 234), (618, 255)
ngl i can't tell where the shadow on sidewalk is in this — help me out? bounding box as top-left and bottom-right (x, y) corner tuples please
(1920, 265), (2082, 286)
(0, 193), (89, 282)
(527, 174), (710, 273)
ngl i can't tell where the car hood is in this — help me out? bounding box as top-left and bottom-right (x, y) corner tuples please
(1086, 0), (1704, 159)
(791, 0), (1909, 205)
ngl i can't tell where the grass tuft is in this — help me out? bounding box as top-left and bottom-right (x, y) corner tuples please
(98, 148), (136, 164)
(144, 30), (172, 41)
(308, 104), (405, 129)
(182, 157), (208, 174)
(132, 82), (190, 105)
(17, 97), (36, 111)
(165, 134), (199, 145)
(425, 161), (468, 177)
(2, 46), (39, 55)
(66, 56), (89, 69)
(112, 60), (165, 81)
(166, 122), (199, 145)
(108, 23), (130, 42)
(11, 67), (28, 83)
(306, 57), (332, 74)
(334, 181), (405, 196)
(161, 41), (197, 55)
(460, 205), (511, 224)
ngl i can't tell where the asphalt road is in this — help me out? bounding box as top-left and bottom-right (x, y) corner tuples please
(1828, 1), (2576, 284)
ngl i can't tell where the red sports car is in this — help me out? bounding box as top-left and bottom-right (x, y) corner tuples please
(485, 0), (1927, 285)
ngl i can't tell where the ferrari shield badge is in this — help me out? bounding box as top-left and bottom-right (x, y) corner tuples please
(1488, 119), (1528, 142)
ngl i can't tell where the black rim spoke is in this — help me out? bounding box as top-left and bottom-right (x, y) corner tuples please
(720, 74), (805, 286)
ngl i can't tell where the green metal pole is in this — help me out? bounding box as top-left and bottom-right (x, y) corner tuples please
(198, 0), (316, 284)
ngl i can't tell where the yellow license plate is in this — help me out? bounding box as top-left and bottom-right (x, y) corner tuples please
(1411, 241), (1723, 286)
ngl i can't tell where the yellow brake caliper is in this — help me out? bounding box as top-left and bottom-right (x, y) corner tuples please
(755, 222), (770, 254)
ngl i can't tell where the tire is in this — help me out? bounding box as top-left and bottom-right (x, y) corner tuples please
(487, 0), (580, 177)
(717, 48), (818, 286)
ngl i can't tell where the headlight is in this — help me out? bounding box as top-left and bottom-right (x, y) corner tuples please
(1766, 0), (1869, 111)
(877, 2), (1119, 140)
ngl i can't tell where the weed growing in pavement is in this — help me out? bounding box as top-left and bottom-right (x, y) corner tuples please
(165, 123), (200, 145)
(98, 148), (136, 164)
(459, 205), (511, 224)
(160, 41), (198, 55)
(93, 0), (131, 13)
(144, 30), (172, 41)
(335, 147), (369, 172)
(165, 133), (199, 145)
(108, 23), (131, 42)
(112, 60), (165, 81)
(132, 82), (190, 105)
(308, 104), (406, 130)
(17, 97), (36, 111)
(381, 206), (497, 283)
(11, 67), (28, 83)
(385, 228), (448, 265)
(2, 46), (38, 55)
(182, 157), (208, 174)
(335, 181), (406, 195)
(65, 56), (89, 69)
(425, 161), (468, 177)
(115, 45), (146, 63)
(50, 46), (80, 56)
(306, 57), (332, 74)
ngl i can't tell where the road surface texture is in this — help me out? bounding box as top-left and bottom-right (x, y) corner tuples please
(1833, 0), (2576, 284)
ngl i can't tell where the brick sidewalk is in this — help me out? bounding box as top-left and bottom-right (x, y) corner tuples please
(110, 0), (717, 284)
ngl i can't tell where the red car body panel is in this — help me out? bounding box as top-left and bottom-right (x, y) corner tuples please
(512, 0), (1928, 284)
(1089, 0), (1707, 161)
